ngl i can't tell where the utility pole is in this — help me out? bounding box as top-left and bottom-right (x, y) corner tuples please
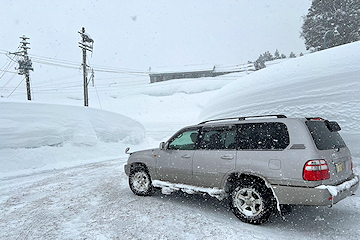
(10, 35), (33, 100)
(78, 27), (94, 107)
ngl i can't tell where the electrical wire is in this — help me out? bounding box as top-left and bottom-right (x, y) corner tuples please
(1, 73), (18, 88)
(7, 77), (25, 98)
(29, 53), (149, 75)
(0, 54), (17, 80)
(0, 45), (23, 90)
(94, 83), (102, 109)
(1, 46), (243, 99)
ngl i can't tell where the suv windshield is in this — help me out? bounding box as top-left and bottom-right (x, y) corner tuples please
(306, 121), (346, 150)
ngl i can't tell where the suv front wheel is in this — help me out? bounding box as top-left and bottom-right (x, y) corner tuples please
(129, 166), (153, 196)
(229, 179), (275, 224)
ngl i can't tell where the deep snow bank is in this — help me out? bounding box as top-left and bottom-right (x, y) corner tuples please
(0, 101), (145, 148)
(199, 42), (360, 158)
(108, 72), (248, 98)
(0, 101), (146, 178)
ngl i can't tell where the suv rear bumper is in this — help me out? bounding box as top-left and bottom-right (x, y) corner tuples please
(272, 175), (359, 206)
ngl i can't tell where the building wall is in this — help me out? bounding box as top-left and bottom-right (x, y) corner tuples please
(149, 70), (232, 83)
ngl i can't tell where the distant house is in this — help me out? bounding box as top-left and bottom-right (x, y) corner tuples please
(149, 63), (255, 83)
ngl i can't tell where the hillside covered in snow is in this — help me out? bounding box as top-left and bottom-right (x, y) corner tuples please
(200, 41), (360, 160)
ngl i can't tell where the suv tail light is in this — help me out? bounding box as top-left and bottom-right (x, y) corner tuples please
(351, 157), (353, 172)
(303, 160), (330, 181)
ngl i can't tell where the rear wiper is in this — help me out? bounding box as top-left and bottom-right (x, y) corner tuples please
(333, 144), (344, 150)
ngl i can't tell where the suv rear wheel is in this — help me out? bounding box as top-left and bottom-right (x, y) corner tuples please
(129, 167), (153, 196)
(229, 179), (275, 224)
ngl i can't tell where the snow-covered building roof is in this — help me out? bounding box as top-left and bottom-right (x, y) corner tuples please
(149, 62), (255, 83)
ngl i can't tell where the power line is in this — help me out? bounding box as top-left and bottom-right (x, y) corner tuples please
(94, 83), (102, 109)
(27, 52), (148, 75)
(0, 69), (17, 74)
(31, 59), (81, 70)
(31, 57), (148, 75)
(7, 77), (25, 98)
(4, 49), (148, 76)
(4, 47), (231, 76)
(0, 46), (20, 80)
(1, 72), (17, 88)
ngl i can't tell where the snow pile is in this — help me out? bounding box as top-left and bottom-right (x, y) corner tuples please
(0, 101), (145, 148)
(0, 101), (146, 178)
(316, 175), (359, 197)
(199, 41), (360, 158)
(152, 180), (225, 200)
(109, 72), (248, 98)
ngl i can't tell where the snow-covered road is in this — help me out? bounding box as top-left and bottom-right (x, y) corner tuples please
(1, 158), (360, 239)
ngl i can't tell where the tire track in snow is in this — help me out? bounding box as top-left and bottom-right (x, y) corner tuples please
(0, 159), (123, 239)
(16, 212), (52, 240)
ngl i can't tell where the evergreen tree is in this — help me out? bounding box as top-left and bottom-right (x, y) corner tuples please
(289, 52), (296, 58)
(254, 54), (266, 70)
(253, 49), (298, 70)
(264, 51), (274, 61)
(274, 49), (281, 59)
(300, 0), (360, 51)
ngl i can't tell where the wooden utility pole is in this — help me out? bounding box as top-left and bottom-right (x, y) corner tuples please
(78, 27), (94, 107)
(82, 38), (88, 107)
(10, 35), (33, 100)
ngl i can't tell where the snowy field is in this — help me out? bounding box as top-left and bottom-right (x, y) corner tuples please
(1, 42), (360, 239)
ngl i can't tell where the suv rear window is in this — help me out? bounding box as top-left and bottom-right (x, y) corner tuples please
(237, 122), (289, 150)
(306, 121), (346, 150)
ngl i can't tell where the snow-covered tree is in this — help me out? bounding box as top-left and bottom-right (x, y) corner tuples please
(289, 52), (296, 58)
(254, 50), (291, 70)
(274, 49), (281, 59)
(254, 54), (266, 70)
(300, 0), (360, 51)
(262, 51), (274, 61)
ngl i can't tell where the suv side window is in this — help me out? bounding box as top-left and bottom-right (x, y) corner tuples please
(198, 126), (237, 150)
(168, 129), (199, 150)
(238, 122), (289, 150)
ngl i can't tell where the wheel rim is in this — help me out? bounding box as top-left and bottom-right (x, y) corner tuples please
(132, 172), (150, 192)
(233, 188), (263, 217)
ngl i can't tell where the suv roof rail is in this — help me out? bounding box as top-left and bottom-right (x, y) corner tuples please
(198, 115), (287, 125)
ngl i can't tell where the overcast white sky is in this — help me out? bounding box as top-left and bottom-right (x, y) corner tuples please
(1, 0), (312, 83)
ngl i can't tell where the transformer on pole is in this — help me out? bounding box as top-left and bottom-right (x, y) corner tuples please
(10, 35), (33, 100)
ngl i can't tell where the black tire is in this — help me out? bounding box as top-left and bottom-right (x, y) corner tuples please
(129, 167), (153, 196)
(229, 179), (275, 224)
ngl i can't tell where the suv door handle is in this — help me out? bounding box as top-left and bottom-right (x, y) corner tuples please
(221, 155), (234, 160)
(181, 154), (191, 158)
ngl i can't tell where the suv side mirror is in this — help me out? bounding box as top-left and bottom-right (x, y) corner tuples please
(159, 142), (166, 150)
(325, 120), (341, 132)
(125, 147), (131, 154)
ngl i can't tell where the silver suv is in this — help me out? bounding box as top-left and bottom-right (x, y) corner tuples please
(124, 115), (359, 224)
